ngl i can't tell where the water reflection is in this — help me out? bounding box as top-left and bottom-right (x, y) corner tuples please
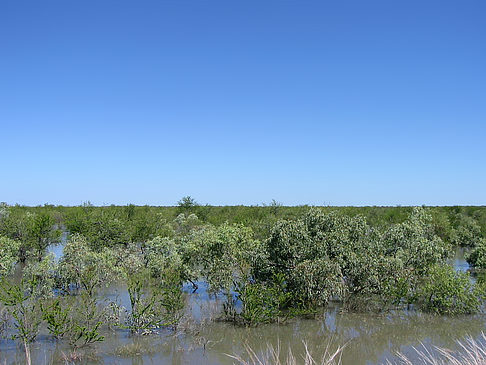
(3, 299), (484, 364)
(449, 246), (471, 273)
(1, 246), (482, 364)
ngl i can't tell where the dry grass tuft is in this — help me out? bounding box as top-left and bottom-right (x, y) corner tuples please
(226, 340), (345, 365)
(60, 349), (84, 363)
(388, 333), (486, 365)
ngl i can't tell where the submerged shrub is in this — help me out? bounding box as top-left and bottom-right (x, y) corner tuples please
(123, 270), (184, 334)
(0, 278), (43, 365)
(191, 223), (262, 293)
(451, 214), (483, 247)
(114, 240), (185, 334)
(380, 207), (449, 274)
(292, 258), (344, 307)
(27, 212), (61, 260)
(415, 264), (484, 315)
(57, 234), (116, 295)
(0, 236), (20, 276)
(258, 207), (456, 312)
(67, 293), (105, 348)
(262, 209), (377, 308)
(22, 254), (57, 299)
(40, 298), (72, 340)
(223, 274), (294, 325)
(466, 238), (486, 269)
(143, 236), (185, 282)
(39, 294), (106, 348)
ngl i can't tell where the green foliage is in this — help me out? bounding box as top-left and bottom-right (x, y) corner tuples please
(70, 320), (104, 348)
(466, 238), (486, 269)
(1, 202), (486, 336)
(112, 239), (186, 334)
(228, 283), (285, 325)
(415, 264), (484, 315)
(65, 209), (131, 250)
(191, 222), (262, 293)
(235, 273), (296, 324)
(0, 206), (60, 262)
(0, 206), (31, 250)
(40, 298), (72, 339)
(262, 210), (362, 307)
(28, 212), (61, 260)
(177, 196), (198, 212)
(381, 207), (448, 272)
(259, 207), (453, 313)
(57, 234), (115, 295)
(22, 254), (57, 299)
(0, 278), (42, 345)
(173, 213), (199, 236)
(68, 294), (105, 348)
(39, 294), (105, 348)
(292, 258), (345, 307)
(0, 236), (20, 276)
(451, 214), (483, 247)
(157, 272), (185, 329)
(124, 271), (184, 334)
(143, 236), (186, 283)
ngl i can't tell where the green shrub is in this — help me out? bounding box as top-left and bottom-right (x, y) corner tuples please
(451, 213), (483, 247)
(22, 254), (57, 299)
(58, 234), (116, 295)
(191, 223), (262, 293)
(466, 238), (486, 269)
(0, 236), (20, 276)
(124, 271), (184, 334)
(415, 264), (484, 315)
(0, 278), (42, 365)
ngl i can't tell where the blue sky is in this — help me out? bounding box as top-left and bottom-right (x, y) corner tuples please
(1, 1), (485, 206)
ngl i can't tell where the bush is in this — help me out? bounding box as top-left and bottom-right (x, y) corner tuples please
(191, 223), (262, 293)
(451, 213), (483, 247)
(466, 238), (486, 269)
(0, 278), (42, 365)
(415, 264), (484, 315)
(0, 236), (20, 276)
(124, 271), (184, 334)
(57, 234), (116, 295)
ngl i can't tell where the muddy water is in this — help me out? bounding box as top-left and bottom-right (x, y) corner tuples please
(1, 248), (482, 365)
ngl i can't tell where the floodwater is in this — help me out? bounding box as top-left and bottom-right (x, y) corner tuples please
(1, 246), (483, 365)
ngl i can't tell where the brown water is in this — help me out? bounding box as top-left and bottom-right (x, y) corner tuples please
(1, 247), (482, 365)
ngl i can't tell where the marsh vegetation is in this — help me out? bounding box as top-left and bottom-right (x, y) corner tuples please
(0, 200), (486, 364)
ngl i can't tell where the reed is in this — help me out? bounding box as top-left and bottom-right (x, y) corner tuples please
(226, 340), (345, 365)
(388, 333), (486, 365)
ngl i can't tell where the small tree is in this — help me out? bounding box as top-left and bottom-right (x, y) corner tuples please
(415, 264), (485, 315)
(57, 234), (115, 295)
(28, 212), (60, 261)
(0, 278), (42, 365)
(177, 196), (198, 213)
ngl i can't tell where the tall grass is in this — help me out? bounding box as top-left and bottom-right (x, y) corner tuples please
(228, 334), (486, 365)
(226, 340), (345, 365)
(388, 333), (486, 365)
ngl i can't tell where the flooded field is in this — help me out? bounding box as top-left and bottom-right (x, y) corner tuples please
(1, 246), (482, 365)
(2, 206), (485, 365)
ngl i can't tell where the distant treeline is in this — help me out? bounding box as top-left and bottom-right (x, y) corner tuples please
(2, 199), (485, 244)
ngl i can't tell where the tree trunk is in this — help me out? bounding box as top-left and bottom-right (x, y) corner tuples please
(24, 340), (31, 365)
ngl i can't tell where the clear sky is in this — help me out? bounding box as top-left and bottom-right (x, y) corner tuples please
(1, 1), (485, 206)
